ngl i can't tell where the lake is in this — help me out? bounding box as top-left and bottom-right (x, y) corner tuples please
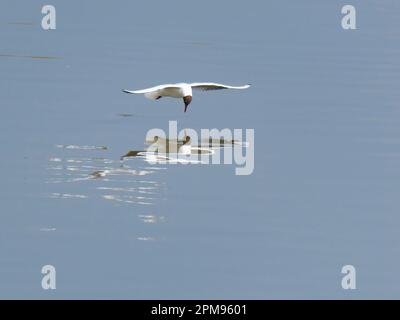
(0, 0), (399, 299)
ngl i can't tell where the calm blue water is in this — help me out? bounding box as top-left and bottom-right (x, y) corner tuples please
(1, 0), (399, 299)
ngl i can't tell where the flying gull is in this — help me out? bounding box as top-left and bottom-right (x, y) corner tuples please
(122, 82), (250, 112)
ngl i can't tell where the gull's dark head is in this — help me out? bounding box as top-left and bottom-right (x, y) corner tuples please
(183, 95), (192, 112)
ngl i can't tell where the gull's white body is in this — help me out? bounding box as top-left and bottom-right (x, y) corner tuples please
(122, 82), (250, 112)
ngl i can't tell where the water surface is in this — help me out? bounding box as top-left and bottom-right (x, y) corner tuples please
(0, 0), (400, 298)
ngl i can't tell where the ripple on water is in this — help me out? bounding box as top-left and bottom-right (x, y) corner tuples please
(55, 144), (108, 150)
(46, 144), (165, 208)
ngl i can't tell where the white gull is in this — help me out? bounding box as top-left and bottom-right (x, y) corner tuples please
(122, 82), (250, 112)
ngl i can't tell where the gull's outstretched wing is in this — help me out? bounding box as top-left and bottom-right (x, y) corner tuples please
(190, 82), (250, 91)
(123, 85), (162, 94)
(122, 84), (181, 100)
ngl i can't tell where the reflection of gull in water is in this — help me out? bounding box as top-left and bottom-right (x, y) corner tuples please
(121, 135), (212, 164)
(201, 137), (242, 146)
(120, 150), (142, 159)
(145, 135), (191, 154)
(47, 132), (247, 207)
(122, 82), (250, 112)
